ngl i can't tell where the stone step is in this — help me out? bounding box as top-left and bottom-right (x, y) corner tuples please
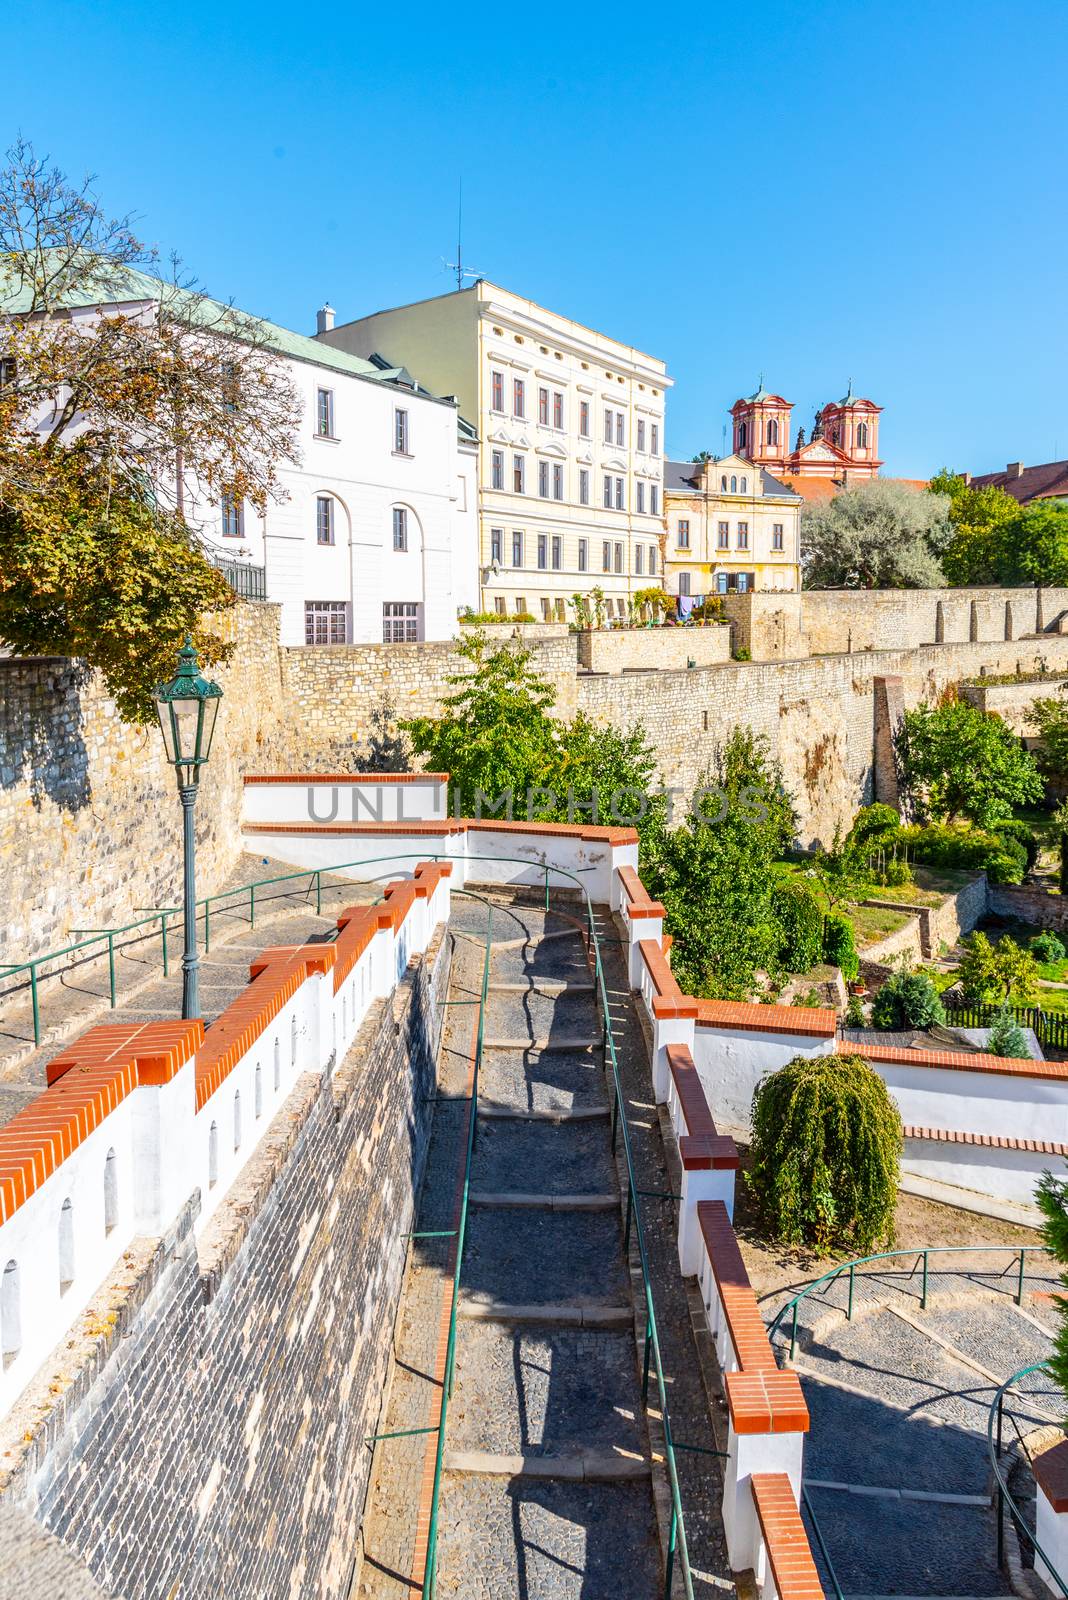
(468, 1191), (617, 1212)
(487, 980), (595, 995)
(490, 928), (585, 951)
(444, 1448), (649, 1482)
(483, 1035), (601, 1051)
(477, 1101), (609, 1122)
(458, 1297), (631, 1328)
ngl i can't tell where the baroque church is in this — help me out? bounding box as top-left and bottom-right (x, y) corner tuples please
(730, 382), (883, 502)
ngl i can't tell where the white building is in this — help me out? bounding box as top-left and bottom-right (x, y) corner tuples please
(2, 267), (479, 647)
(316, 282), (672, 623)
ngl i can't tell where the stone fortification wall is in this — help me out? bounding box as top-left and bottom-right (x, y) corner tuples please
(959, 675), (1068, 737)
(796, 586), (1068, 658)
(0, 925), (451, 1600)
(576, 625), (731, 673)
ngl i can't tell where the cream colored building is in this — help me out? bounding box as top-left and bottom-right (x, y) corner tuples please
(663, 455), (802, 598)
(317, 283), (671, 621)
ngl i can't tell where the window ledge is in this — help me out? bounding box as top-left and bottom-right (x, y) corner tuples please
(314, 433), (341, 444)
(392, 450), (414, 459)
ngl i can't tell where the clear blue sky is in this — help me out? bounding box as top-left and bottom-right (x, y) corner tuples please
(11, 0), (1068, 478)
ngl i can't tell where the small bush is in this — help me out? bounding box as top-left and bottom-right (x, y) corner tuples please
(897, 823), (1027, 885)
(845, 995), (867, 1028)
(734, 646), (751, 662)
(1031, 931), (1067, 964)
(822, 912), (859, 980)
(881, 859), (913, 887)
(986, 1007), (1031, 1059)
(773, 878), (825, 973)
(870, 969), (946, 1031)
(747, 1052), (902, 1253)
(993, 818), (1039, 872)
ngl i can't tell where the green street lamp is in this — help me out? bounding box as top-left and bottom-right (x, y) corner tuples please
(153, 636), (223, 1020)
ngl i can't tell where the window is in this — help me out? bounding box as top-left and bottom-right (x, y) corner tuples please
(579, 400), (590, 437)
(716, 572), (728, 595)
(1, 1260), (20, 1367)
(291, 1014), (297, 1065)
(316, 495), (334, 545)
(514, 596), (527, 615)
(651, 486), (659, 515)
(737, 521), (749, 549)
(767, 418), (779, 446)
(717, 521), (729, 549)
(857, 421), (869, 448)
(491, 528), (503, 563)
(677, 519), (690, 549)
(614, 542), (623, 573)
(603, 475), (613, 509)
(721, 474), (728, 491)
(579, 469), (590, 506)
(513, 454), (525, 493)
(392, 507), (408, 551)
(513, 377), (525, 418)
(316, 387), (335, 437)
(553, 463), (563, 500)
(491, 449), (504, 490)
(737, 572), (750, 593)
(512, 529), (524, 567)
(740, 476), (747, 494)
(305, 600), (348, 644)
(491, 369), (504, 411)
(636, 482), (646, 514)
(104, 1150), (118, 1234)
(614, 477), (624, 511)
(616, 412), (624, 447)
(0, 358), (16, 392)
(208, 1122), (219, 1186)
(679, 572), (691, 597)
(221, 492), (243, 539)
(541, 598), (552, 620)
(637, 419), (646, 453)
(636, 545), (644, 575)
(551, 535), (562, 569)
(651, 423), (659, 455)
(739, 420), (748, 450)
(494, 596), (507, 616)
(254, 1064), (263, 1119)
(553, 391), (564, 429)
(772, 522), (784, 551)
(730, 475), (737, 493)
(394, 407), (409, 454)
(537, 534), (548, 569)
(649, 546), (657, 575)
(602, 541), (612, 573)
(539, 386), (549, 425)
(604, 409), (614, 444)
(59, 1198), (74, 1294)
(578, 538), (588, 572)
(539, 461), (550, 498)
(234, 1090), (242, 1151)
(383, 601), (420, 642)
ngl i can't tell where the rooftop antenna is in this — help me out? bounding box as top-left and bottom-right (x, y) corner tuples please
(443, 178), (485, 291)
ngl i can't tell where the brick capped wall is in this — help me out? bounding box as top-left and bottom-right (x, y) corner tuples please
(0, 926), (452, 1600)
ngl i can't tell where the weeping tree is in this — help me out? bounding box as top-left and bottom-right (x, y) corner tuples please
(1036, 1169), (1068, 1414)
(747, 1052), (902, 1254)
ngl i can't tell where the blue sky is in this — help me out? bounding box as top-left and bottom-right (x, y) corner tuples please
(10, 0), (1067, 478)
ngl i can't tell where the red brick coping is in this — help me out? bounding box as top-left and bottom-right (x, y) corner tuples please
(241, 818), (639, 845)
(725, 1370), (811, 1435)
(666, 1045), (739, 1171)
(696, 998), (837, 1039)
(1034, 1439), (1068, 1512)
(902, 1123), (1068, 1158)
(698, 1199), (779, 1375)
(638, 939), (698, 1019)
(244, 772), (449, 784)
(751, 1473), (826, 1599)
(618, 864), (665, 920)
(855, 1041), (1068, 1082)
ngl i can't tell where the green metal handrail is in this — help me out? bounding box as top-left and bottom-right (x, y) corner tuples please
(988, 1360), (1068, 1595)
(768, 1244), (1057, 1362)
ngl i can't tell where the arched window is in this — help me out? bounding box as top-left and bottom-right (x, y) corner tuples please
(856, 422), (868, 448)
(767, 419), (779, 446)
(233, 1090), (242, 1152)
(255, 1065), (263, 1120)
(720, 475), (727, 491)
(208, 1121), (219, 1187)
(739, 420), (748, 450)
(740, 476), (748, 494)
(273, 1037), (281, 1091)
(59, 1199), (74, 1294)
(2, 1262), (20, 1366)
(730, 475), (737, 493)
(104, 1149), (118, 1234)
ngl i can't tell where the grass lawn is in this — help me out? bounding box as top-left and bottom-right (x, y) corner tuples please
(849, 903), (913, 948)
(1036, 985), (1068, 1015)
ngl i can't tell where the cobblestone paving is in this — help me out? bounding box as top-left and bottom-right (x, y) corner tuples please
(470, 1118), (616, 1197)
(477, 1046), (606, 1116)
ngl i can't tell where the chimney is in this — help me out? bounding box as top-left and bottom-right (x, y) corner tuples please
(316, 303), (335, 335)
(1006, 461), (1024, 479)
(961, 471), (972, 486)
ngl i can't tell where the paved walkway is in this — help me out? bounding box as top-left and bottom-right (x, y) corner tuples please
(765, 1261), (1061, 1597)
(358, 891), (732, 1599)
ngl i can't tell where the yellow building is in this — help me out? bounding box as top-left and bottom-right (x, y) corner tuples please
(663, 455), (801, 598)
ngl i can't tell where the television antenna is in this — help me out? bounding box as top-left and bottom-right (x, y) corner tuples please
(442, 179), (484, 290)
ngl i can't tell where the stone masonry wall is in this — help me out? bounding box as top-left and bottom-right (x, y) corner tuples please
(0, 604), (290, 964)
(0, 924), (452, 1600)
(797, 586), (1068, 658)
(575, 625), (731, 673)
(959, 675), (1068, 737)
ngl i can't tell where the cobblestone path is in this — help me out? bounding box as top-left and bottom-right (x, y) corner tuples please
(359, 892), (682, 1599)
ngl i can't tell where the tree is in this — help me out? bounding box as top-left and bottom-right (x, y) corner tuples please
(957, 932), (1040, 1006)
(555, 712), (667, 852)
(986, 1007), (1031, 1060)
(691, 450), (712, 464)
(895, 700), (1043, 827)
(1036, 1168), (1068, 1412)
(870, 967), (946, 1031)
(933, 470), (1020, 586)
(801, 479), (951, 589)
(747, 1052), (902, 1253)
(1033, 690), (1068, 778)
(772, 877), (825, 973)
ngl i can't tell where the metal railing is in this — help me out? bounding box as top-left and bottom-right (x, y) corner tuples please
(210, 554), (267, 600)
(988, 1360), (1067, 1595)
(943, 998), (1068, 1053)
(768, 1245), (1056, 1363)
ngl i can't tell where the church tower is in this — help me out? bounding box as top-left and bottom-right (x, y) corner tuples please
(818, 384), (883, 478)
(729, 381), (792, 471)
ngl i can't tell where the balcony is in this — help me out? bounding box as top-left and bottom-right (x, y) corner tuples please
(210, 555), (267, 602)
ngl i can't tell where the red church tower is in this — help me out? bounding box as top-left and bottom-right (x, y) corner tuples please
(730, 381), (792, 472)
(730, 380), (883, 493)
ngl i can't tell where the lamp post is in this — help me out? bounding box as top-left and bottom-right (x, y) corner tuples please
(153, 636), (223, 1020)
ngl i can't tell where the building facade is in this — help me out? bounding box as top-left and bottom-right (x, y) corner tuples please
(965, 458), (1068, 505)
(731, 382), (884, 504)
(317, 283), (671, 622)
(663, 455), (802, 597)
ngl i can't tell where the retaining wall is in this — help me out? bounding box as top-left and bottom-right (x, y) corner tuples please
(575, 625), (731, 673)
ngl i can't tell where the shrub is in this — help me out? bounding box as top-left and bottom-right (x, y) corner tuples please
(734, 646), (751, 662)
(845, 995), (867, 1028)
(881, 859), (913, 887)
(986, 1007), (1032, 1060)
(870, 969), (946, 1031)
(822, 911), (859, 980)
(1031, 931), (1067, 964)
(897, 823), (1027, 884)
(773, 878), (824, 973)
(958, 931), (1040, 1005)
(747, 1052), (902, 1253)
(992, 818), (1039, 872)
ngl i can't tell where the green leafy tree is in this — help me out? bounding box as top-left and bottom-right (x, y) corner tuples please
(986, 1007), (1031, 1059)
(934, 470), (1020, 586)
(772, 878), (825, 973)
(1036, 1168), (1068, 1414)
(822, 911), (859, 980)
(1033, 690), (1068, 778)
(403, 632), (561, 814)
(895, 700), (1042, 827)
(870, 968), (946, 1030)
(555, 713), (667, 852)
(747, 1052), (902, 1253)
(958, 931), (1040, 1005)
(801, 479), (951, 589)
